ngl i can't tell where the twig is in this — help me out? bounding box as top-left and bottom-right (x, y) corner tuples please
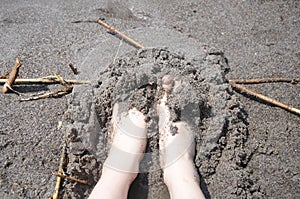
(68, 63), (79, 75)
(97, 19), (144, 49)
(3, 84), (23, 95)
(53, 173), (90, 186)
(2, 58), (22, 94)
(20, 86), (73, 101)
(229, 78), (300, 84)
(0, 77), (91, 85)
(71, 20), (97, 24)
(230, 83), (300, 115)
(52, 73), (68, 87)
(52, 143), (67, 199)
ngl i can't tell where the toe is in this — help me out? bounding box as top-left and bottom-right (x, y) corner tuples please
(112, 103), (147, 139)
(162, 75), (175, 93)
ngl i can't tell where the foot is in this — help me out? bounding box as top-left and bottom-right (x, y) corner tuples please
(106, 102), (147, 176)
(158, 75), (205, 199)
(158, 75), (195, 169)
(89, 103), (147, 199)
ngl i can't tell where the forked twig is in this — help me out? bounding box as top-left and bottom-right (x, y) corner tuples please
(230, 83), (300, 115)
(97, 19), (144, 49)
(2, 58), (22, 94)
(53, 173), (90, 186)
(19, 74), (74, 101)
(52, 73), (68, 86)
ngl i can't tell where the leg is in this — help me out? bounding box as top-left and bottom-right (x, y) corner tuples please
(158, 75), (206, 199)
(89, 103), (147, 199)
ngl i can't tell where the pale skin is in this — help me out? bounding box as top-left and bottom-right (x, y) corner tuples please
(88, 75), (205, 199)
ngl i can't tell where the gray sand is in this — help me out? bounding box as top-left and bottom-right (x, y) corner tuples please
(1, 0), (299, 198)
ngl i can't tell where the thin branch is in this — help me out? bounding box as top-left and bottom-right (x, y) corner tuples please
(229, 78), (300, 84)
(52, 143), (67, 199)
(20, 86), (73, 101)
(230, 83), (300, 115)
(2, 58), (22, 94)
(53, 173), (90, 186)
(0, 77), (91, 85)
(97, 19), (144, 49)
(71, 20), (97, 24)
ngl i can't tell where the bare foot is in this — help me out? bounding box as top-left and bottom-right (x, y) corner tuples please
(158, 75), (205, 199)
(89, 103), (147, 199)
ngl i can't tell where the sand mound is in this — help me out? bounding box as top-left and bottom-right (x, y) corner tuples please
(62, 48), (261, 198)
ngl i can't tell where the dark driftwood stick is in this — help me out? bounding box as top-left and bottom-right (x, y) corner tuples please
(229, 78), (300, 84)
(97, 19), (144, 49)
(230, 83), (300, 115)
(68, 63), (79, 75)
(2, 58), (22, 94)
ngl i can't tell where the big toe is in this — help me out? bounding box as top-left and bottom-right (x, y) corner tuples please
(112, 103), (147, 139)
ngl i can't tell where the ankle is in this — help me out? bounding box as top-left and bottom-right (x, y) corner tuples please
(101, 166), (138, 186)
(163, 157), (199, 187)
